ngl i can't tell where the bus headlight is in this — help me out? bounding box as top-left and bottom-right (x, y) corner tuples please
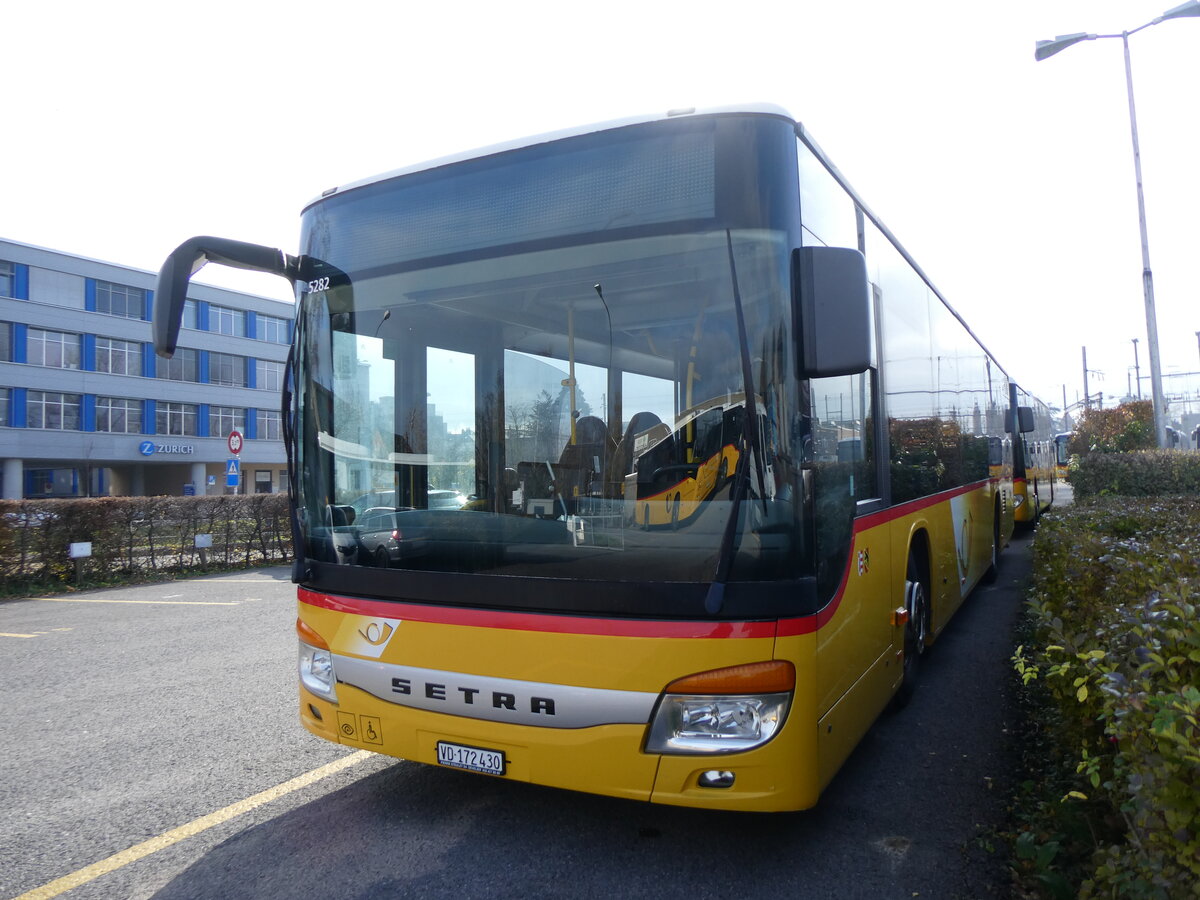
(299, 642), (338, 702)
(644, 661), (793, 755)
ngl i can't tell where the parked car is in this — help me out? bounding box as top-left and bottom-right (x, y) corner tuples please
(355, 510), (428, 568)
(350, 488), (466, 518)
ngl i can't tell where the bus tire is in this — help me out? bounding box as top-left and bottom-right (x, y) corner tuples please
(897, 551), (929, 707)
(670, 495), (681, 530)
(982, 503), (1000, 584)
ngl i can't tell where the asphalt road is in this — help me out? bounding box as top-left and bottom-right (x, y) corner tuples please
(1, 534), (1034, 900)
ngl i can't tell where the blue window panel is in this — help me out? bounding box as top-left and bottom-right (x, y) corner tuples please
(198, 404), (210, 437)
(144, 290), (154, 322)
(81, 395), (96, 432)
(82, 334), (97, 371)
(85, 279), (97, 312)
(144, 399), (156, 435)
(245, 409), (258, 440)
(14, 264), (29, 299)
(11, 388), (27, 427)
(142, 343), (156, 378)
(247, 358), (258, 389)
(197, 301), (210, 332)
(246, 310), (258, 340)
(13, 323), (28, 363)
(199, 350), (210, 383)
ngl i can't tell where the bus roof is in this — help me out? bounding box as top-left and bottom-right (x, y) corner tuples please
(302, 104), (795, 211)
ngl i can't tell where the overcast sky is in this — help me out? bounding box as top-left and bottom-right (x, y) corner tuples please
(5, 0), (1198, 417)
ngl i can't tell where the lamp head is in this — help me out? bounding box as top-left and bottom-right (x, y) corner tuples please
(1035, 32), (1094, 60)
(1161, 0), (1200, 21)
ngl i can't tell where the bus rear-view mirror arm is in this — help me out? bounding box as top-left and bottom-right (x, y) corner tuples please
(153, 236), (301, 358)
(793, 246), (873, 378)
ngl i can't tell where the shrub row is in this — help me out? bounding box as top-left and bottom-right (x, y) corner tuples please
(1013, 496), (1200, 898)
(1069, 450), (1200, 500)
(0, 494), (292, 594)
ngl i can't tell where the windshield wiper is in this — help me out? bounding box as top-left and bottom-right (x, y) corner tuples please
(705, 231), (769, 615)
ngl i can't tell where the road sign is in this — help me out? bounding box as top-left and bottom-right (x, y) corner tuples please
(228, 430), (244, 455)
(226, 458), (241, 476)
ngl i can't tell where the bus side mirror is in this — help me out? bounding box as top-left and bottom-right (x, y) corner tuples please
(793, 247), (872, 378)
(1018, 406), (1035, 434)
(153, 236), (297, 358)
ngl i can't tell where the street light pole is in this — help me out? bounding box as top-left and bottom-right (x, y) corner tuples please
(1035, 0), (1200, 448)
(1120, 30), (1168, 445)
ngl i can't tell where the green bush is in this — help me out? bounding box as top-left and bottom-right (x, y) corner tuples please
(1013, 497), (1200, 898)
(0, 494), (292, 595)
(1070, 450), (1200, 500)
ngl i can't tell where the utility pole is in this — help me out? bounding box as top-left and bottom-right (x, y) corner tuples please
(1132, 337), (1142, 399)
(1083, 346), (1091, 409)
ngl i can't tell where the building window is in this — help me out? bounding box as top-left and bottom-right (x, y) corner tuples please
(0, 387), (9, 426)
(28, 391), (82, 430)
(156, 347), (199, 382)
(256, 359), (284, 392)
(182, 300), (198, 330)
(258, 314), (290, 344)
(96, 397), (142, 433)
(256, 408), (281, 441)
(210, 305), (245, 337)
(95, 336), (143, 376)
(0, 322), (10, 362)
(156, 402), (198, 436)
(28, 329), (81, 369)
(255, 470), (273, 493)
(0, 261), (13, 298)
(210, 352), (247, 387)
(209, 405), (245, 437)
(95, 281), (146, 319)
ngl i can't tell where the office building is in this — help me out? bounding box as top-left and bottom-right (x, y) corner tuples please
(0, 238), (294, 499)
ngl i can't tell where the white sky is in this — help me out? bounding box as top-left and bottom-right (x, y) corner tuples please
(5, 0), (1198, 418)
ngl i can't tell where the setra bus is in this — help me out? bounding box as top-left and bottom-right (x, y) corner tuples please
(1011, 386), (1057, 525)
(154, 105), (1046, 811)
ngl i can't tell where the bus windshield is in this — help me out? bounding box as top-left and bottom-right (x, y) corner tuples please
(292, 116), (812, 607)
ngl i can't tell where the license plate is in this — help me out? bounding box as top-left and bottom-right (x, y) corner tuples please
(436, 740), (507, 776)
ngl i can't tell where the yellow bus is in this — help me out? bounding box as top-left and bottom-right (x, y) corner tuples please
(1053, 431), (1072, 481)
(1011, 386), (1057, 525)
(625, 398), (744, 529)
(154, 105), (1036, 811)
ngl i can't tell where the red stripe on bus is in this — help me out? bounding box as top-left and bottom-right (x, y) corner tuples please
(298, 587), (776, 639)
(777, 478), (996, 637)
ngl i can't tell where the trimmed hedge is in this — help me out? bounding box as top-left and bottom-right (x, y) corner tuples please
(1013, 496), (1200, 898)
(1070, 450), (1200, 500)
(0, 494), (292, 594)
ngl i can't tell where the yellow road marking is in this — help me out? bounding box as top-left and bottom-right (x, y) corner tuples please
(1, 632), (39, 638)
(32, 597), (240, 606)
(14, 750), (375, 900)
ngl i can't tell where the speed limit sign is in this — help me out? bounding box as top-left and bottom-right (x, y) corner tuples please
(228, 430), (244, 455)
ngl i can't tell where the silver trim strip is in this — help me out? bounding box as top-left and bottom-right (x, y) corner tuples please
(333, 654), (659, 730)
